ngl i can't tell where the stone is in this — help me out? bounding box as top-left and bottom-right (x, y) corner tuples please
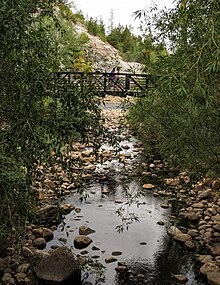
(33, 238), (46, 249)
(60, 203), (75, 214)
(198, 255), (213, 264)
(160, 203), (169, 209)
(207, 271), (220, 285)
(16, 263), (30, 273)
(42, 228), (54, 241)
(32, 228), (43, 238)
(179, 210), (201, 221)
(79, 226), (95, 235)
(112, 251), (122, 256)
(105, 257), (117, 263)
(1, 273), (12, 283)
(167, 226), (183, 238)
(212, 180), (220, 190)
(21, 246), (34, 257)
(188, 229), (199, 237)
(34, 247), (80, 284)
(14, 272), (27, 283)
(5, 247), (15, 256)
(173, 233), (192, 244)
(172, 274), (188, 283)
(185, 241), (196, 250)
(74, 236), (93, 249)
(75, 208), (81, 213)
(210, 243), (220, 256)
(200, 262), (220, 276)
(91, 246), (100, 251)
(198, 189), (212, 200)
(115, 265), (128, 273)
(213, 223), (220, 232)
(36, 204), (59, 222)
(142, 183), (155, 189)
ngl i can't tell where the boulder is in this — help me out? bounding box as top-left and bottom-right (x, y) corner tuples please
(74, 236), (93, 249)
(34, 247), (81, 284)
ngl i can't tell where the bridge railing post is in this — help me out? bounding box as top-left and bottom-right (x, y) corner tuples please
(125, 74), (130, 91)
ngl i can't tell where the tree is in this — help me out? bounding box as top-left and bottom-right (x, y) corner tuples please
(128, 0), (220, 175)
(0, 0), (106, 240)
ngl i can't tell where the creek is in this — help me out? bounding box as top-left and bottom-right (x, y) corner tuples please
(46, 98), (206, 285)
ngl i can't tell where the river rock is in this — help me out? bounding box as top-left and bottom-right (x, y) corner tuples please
(200, 261), (220, 276)
(173, 274), (188, 283)
(32, 228), (43, 238)
(16, 263), (30, 273)
(105, 257), (117, 263)
(21, 247), (34, 258)
(179, 210), (201, 221)
(79, 226), (95, 235)
(33, 238), (46, 249)
(142, 183), (155, 190)
(210, 243), (220, 256)
(36, 204), (59, 222)
(42, 227), (54, 241)
(207, 271), (220, 285)
(173, 233), (192, 244)
(115, 265), (128, 273)
(34, 247), (80, 284)
(1, 273), (13, 283)
(198, 189), (212, 200)
(112, 251), (122, 256)
(212, 180), (220, 190)
(167, 226), (183, 238)
(213, 223), (220, 232)
(185, 241), (196, 250)
(198, 255), (213, 264)
(60, 203), (75, 214)
(14, 272), (28, 283)
(74, 236), (93, 249)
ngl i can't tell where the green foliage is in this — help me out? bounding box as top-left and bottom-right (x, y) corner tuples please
(85, 17), (106, 42)
(107, 24), (143, 62)
(128, 0), (220, 174)
(0, 0), (106, 241)
(0, 155), (33, 240)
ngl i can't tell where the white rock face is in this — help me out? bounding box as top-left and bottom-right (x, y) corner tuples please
(74, 22), (143, 73)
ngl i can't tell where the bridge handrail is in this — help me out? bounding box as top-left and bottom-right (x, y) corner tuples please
(55, 71), (150, 97)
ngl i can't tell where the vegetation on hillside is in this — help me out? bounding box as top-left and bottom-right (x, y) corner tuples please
(127, 0), (220, 176)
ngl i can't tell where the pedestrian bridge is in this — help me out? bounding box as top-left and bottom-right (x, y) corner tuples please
(56, 71), (150, 97)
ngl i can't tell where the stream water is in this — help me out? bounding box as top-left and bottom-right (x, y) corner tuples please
(46, 99), (207, 285)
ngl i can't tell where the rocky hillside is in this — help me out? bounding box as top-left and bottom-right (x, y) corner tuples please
(74, 22), (143, 73)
